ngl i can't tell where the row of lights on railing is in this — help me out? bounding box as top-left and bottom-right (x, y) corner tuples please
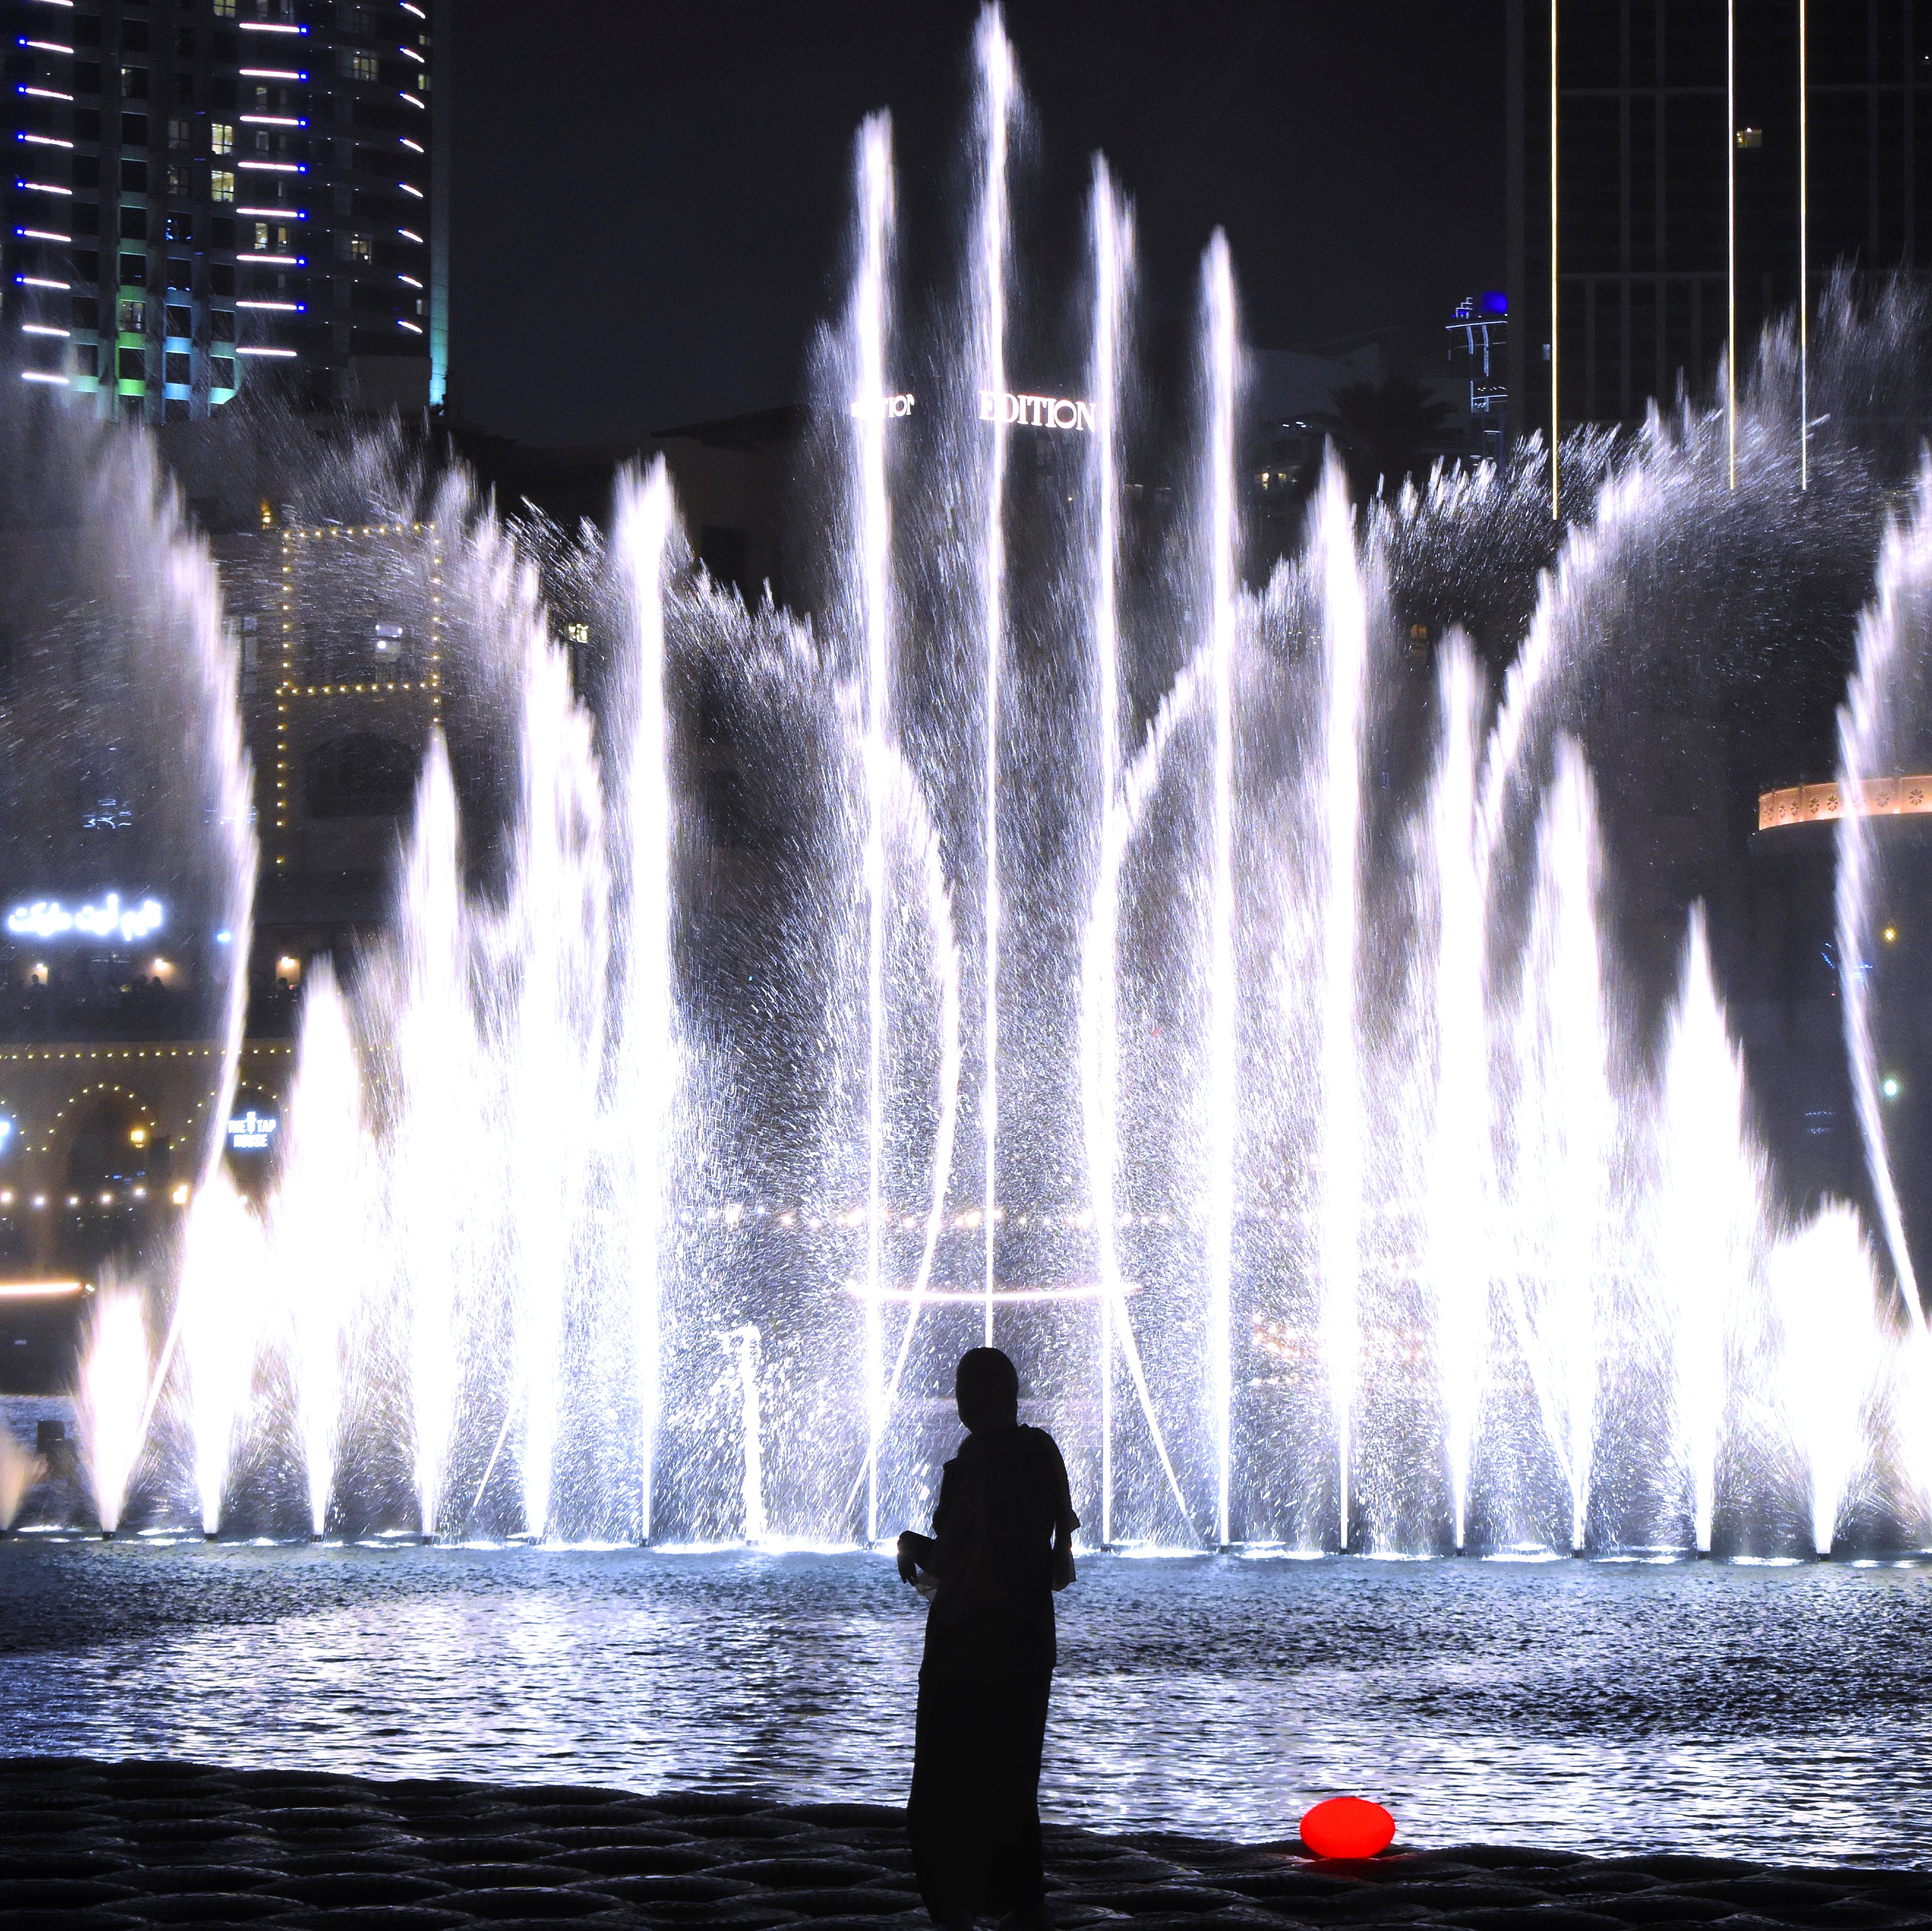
(0, 1184), (190, 1212)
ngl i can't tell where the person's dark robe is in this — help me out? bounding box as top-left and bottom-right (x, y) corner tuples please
(907, 1422), (1078, 1923)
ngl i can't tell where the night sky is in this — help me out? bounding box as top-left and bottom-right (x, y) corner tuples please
(448, 2), (1507, 448)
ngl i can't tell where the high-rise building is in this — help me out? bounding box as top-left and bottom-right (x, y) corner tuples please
(3, 0), (449, 423)
(1507, 1), (1932, 442)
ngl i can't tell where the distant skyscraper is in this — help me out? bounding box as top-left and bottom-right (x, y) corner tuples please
(3, 0), (449, 423)
(1508, 1), (1932, 444)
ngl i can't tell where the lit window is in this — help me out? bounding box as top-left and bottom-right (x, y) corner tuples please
(341, 50), (378, 82)
(212, 122), (234, 155)
(214, 0), (237, 15)
(254, 220), (270, 248)
(1735, 127), (1763, 150)
(211, 169), (235, 203)
(348, 232), (372, 261)
(566, 623), (589, 644)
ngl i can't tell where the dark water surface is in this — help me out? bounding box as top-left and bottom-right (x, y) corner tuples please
(2, 1539), (1929, 1865)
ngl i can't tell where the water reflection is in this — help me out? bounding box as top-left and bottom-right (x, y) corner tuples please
(1, 1545), (1928, 1864)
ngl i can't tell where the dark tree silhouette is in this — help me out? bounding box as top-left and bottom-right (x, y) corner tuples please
(1321, 372), (1455, 502)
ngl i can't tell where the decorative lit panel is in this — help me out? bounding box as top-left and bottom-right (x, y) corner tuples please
(1758, 776), (1932, 830)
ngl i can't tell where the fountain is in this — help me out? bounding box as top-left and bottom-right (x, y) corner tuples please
(10, 7), (1932, 1558)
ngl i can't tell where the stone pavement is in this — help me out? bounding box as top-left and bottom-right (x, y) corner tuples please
(0, 1759), (1927, 1931)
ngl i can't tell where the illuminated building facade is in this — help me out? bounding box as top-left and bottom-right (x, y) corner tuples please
(1, 0), (450, 422)
(1507, 1), (1932, 444)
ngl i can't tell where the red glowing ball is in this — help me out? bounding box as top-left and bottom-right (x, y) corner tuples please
(1299, 1796), (1396, 1860)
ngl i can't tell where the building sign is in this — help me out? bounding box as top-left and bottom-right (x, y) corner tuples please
(979, 390), (1095, 431)
(227, 1110), (278, 1152)
(852, 390), (1095, 430)
(6, 893), (164, 944)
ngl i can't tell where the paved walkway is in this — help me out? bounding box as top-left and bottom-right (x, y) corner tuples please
(0, 1759), (1926, 1931)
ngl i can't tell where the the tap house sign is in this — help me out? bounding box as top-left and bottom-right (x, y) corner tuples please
(227, 1110), (278, 1153)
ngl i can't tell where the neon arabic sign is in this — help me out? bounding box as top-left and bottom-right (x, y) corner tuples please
(6, 893), (165, 944)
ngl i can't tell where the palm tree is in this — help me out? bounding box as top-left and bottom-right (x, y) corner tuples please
(1321, 372), (1455, 502)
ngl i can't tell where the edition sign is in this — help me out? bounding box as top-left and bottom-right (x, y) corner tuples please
(851, 392), (916, 419)
(980, 390), (1095, 431)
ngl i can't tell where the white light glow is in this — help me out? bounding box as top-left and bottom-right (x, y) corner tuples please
(16, 275), (69, 288)
(236, 299), (300, 310)
(398, 182), (423, 198)
(15, 228), (67, 242)
(20, 323), (67, 336)
(399, 137), (424, 153)
(398, 227), (423, 243)
(236, 346), (298, 358)
(16, 86), (73, 100)
(239, 114), (303, 126)
(397, 272), (422, 288)
(18, 132), (73, 148)
(0, 1280), (84, 1299)
(239, 68), (303, 79)
(397, 318), (421, 334)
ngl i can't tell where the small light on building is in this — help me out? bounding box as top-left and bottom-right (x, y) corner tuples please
(1884, 926), (1898, 944)
(1735, 127), (1763, 149)
(129, 1127), (146, 1147)
(170, 1183), (191, 1206)
(1884, 1075), (1902, 1100)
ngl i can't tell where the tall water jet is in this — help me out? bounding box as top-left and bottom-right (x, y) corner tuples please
(0, 1429), (43, 1532)
(271, 959), (372, 1537)
(975, 8), (1015, 1343)
(1200, 231), (1241, 1549)
(1505, 735), (1610, 1553)
(77, 1280), (149, 1534)
(507, 581), (610, 1541)
(1081, 157), (1133, 1548)
(1769, 1202), (1886, 1555)
(98, 434), (257, 1474)
(393, 734), (472, 1540)
(1422, 634), (1488, 1551)
(851, 112), (896, 1544)
(1311, 458), (1367, 1549)
(1655, 905), (1765, 1552)
(611, 460), (678, 1543)
(723, 1324), (766, 1545)
(1834, 471), (1932, 1334)
(178, 1170), (269, 1534)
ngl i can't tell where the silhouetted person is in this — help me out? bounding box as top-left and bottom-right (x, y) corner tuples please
(897, 1347), (1078, 1931)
